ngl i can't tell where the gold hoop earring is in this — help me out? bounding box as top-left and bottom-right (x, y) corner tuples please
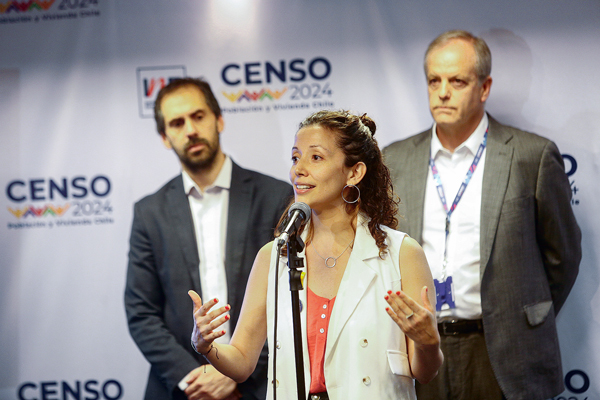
(342, 184), (360, 204)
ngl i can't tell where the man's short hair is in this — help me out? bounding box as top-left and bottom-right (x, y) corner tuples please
(424, 30), (492, 84)
(153, 77), (222, 135)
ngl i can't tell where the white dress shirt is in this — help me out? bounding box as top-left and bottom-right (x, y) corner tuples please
(182, 156), (232, 342)
(421, 114), (488, 320)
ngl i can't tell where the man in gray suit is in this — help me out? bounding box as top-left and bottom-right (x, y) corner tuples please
(383, 30), (581, 400)
(124, 78), (292, 400)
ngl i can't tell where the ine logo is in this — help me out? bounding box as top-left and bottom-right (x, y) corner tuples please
(136, 66), (186, 118)
(562, 154), (580, 206)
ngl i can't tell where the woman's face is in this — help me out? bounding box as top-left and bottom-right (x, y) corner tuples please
(289, 125), (352, 212)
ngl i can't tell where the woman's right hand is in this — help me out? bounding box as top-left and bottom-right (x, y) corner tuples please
(188, 290), (231, 355)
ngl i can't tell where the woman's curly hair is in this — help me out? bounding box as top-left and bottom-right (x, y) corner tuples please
(277, 110), (399, 258)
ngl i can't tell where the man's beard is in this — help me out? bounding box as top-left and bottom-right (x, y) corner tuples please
(177, 137), (219, 173)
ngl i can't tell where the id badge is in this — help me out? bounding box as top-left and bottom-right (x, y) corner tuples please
(434, 276), (456, 311)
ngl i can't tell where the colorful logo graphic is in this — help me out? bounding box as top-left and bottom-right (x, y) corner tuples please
(222, 88), (288, 103)
(136, 66), (186, 118)
(5, 175), (114, 229)
(219, 57), (334, 113)
(0, 0), (55, 13)
(0, 0), (100, 24)
(8, 203), (70, 218)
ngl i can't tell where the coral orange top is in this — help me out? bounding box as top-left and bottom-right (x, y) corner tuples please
(307, 287), (336, 394)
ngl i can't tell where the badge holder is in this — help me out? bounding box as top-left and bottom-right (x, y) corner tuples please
(434, 275), (456, 311)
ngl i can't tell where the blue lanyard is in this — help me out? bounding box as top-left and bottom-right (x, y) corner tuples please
(429, 127), (488, 275)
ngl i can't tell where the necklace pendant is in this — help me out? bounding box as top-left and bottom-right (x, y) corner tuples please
(325, 257), (336, 268)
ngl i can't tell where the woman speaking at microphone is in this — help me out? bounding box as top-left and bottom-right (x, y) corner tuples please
(188, 110), (442, 400)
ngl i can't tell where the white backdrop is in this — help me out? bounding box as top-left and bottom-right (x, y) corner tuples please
(1, 1), (599, 399)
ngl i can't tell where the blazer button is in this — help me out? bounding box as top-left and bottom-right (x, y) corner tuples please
(362, 376), (371, 386)
(276, 341), (281, 349)
(271, 379), (279, 388)
(360, 338), (368, 348)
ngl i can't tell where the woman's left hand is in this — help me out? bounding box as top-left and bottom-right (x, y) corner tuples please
(385, 286), (439, 346)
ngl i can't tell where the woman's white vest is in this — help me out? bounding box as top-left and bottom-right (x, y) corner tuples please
(266, 216), (416, 400)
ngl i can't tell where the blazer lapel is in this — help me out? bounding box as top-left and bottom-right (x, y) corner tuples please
(225, 161), (253, 310)
(325, 217), (378, 364)
(165, 176), (202, 294)
(480, 116), (514, 277)
(402, 131), (430, 243)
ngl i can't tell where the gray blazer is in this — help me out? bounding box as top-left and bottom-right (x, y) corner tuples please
(383, 115), (581, 400)
(124, 160), (293, 400)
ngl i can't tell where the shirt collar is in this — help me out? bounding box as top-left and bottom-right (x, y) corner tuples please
(182, 155), (232, 196)
(431, 113), (489, 158)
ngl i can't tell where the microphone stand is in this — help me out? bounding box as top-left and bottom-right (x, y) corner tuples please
(287, 230), (306, 400)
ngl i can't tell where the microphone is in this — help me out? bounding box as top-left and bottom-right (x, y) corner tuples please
(276, 202), (311, 246)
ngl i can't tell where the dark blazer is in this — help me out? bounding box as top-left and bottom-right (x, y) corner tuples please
(124, 160), (293, 400)
(383, 116), (581, 400)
